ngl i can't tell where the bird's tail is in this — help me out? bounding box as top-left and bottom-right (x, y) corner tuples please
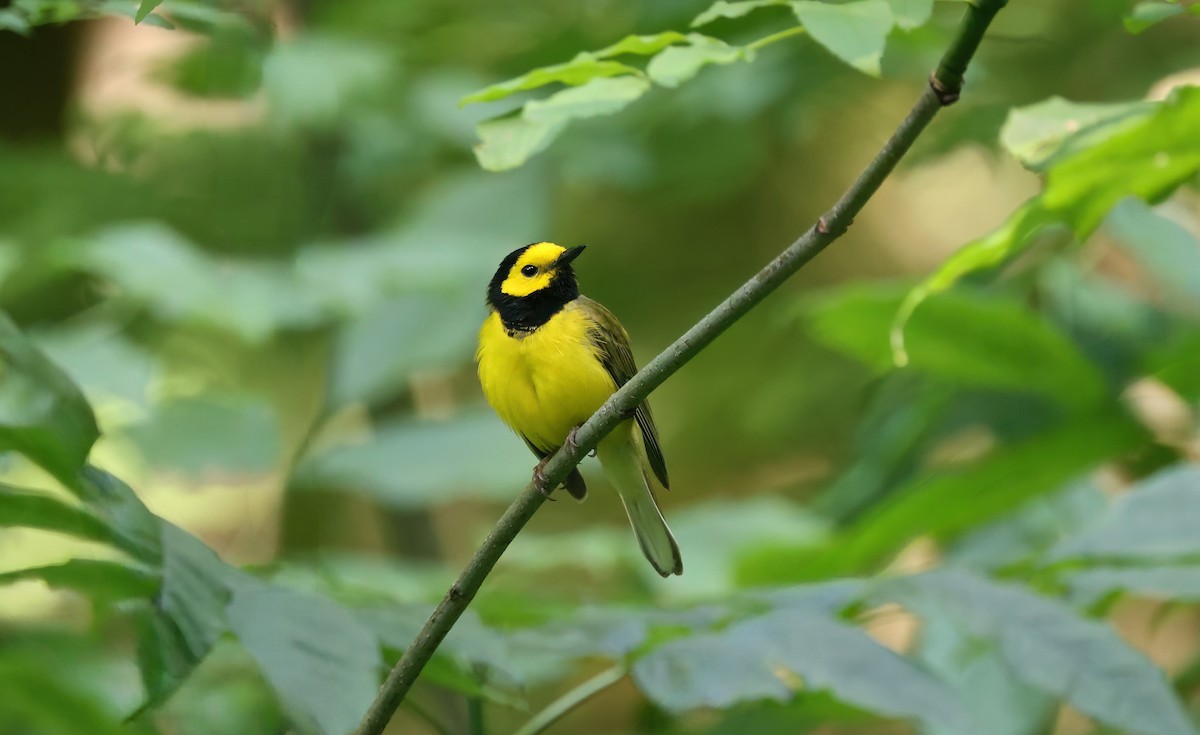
(597, 426), (683, 577)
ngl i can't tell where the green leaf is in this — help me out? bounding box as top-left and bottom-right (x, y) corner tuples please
(592, 31), (691, 58)
(888, 0), (933, 30)
(73, 466), (162, 563)
(460, 56), (640, 105)
(999, 97), (1153, 171)
(0, 311), (99, 480)
(806, 285), (1107, 409)
(1065, 566), (1200, 606)
(292, 412), (534, 507)
(473, 113), (566, 173)
(647, 34), (746, 88)
(881, 570), (1198, 735)
(330, 294), (480, 407)
(1105, 198), (1200, 312)
(915, 606), (1054, 735)
(749, 412), (1147, 581)
(1043, 85), (1200, 236)
(123, 394), (282, 475)
(632, 608), (972, 732)
(35, 321), (155, 407)
(523, 75), (650, 123)
(791, 0), (894, 76)
(691, 0), (787, 28)
(1047, 463), (1200, 563)
(262, 38), (391, 130)
(1124, 1), (1186, 33)
(73, 224), (325, 343)
(226, 583), (381, 735)
(669, 497), (831, 600)
(0, 485), (122, 548)
(473, 77), (649, 171)
(0, 559), (158, 603)
(135, 0), (163, 23)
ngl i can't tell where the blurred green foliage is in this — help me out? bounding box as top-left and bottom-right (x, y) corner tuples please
(1, 0), (1200, 734)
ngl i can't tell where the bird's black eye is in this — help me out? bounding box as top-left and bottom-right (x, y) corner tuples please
(521, 265), (537, 277)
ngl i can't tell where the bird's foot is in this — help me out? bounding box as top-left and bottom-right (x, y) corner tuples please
(565, 425), (596, 458)
(532, 458), (556, 501)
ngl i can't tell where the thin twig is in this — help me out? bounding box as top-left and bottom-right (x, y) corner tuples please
(512, 666), (627, 735)
(354, 2), (1008, 732)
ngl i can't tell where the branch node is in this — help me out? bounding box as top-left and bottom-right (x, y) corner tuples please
(929, 72), (960, 106)
(816, 217), (831, 235)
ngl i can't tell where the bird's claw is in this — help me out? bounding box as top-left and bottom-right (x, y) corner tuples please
(533, 459), (556, 501)
(565, 425), (596, 459)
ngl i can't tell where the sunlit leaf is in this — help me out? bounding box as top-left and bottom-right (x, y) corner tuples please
(881, 570), (1198, 735)
(227, 583), (380, 735)
(1124, 1), (1187, 33)
(691, 0), (787, 28)
(791, 0), (894, 76)
(1043, 86), (1200, 235)
(593, 31), (691, 58)
(473, 77), (649, 171)
(888, 0), (933, 30)
(35, 321), (155, 407)
(633, 608), (972, 732)
(647, 34), (746, 88)
(460, 56), (641, 105)
(0, 312), (99, 480)
(1000, 97), (1153, 170)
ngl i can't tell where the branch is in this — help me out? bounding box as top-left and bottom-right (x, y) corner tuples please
(355, 2), (1008, 732)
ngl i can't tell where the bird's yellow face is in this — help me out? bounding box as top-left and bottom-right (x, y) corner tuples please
(486, 242), (587, 332)
(499, 242), (576, 297)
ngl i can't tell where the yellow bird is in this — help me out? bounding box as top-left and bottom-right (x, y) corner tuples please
(476, 242), (683, 577)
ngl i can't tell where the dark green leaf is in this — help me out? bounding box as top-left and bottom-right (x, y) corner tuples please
(1047, 463), (1200, 562)
(838, 413), (1144, 570)
(226, 583), (381, 735)
(881, 570), (1197, 735)
(0, 484), (121, 548)
(72, 466), (162, 563)
(0, 559), (158, 603)
(806, 285), (1107, 409)
(791, 0), (894, 76)
(633, 608), (971, 732)
(135, 0), (163, 23)
(0, 311), (99, 480)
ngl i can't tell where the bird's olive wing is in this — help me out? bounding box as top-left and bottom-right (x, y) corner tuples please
(577, 296), (670, 488)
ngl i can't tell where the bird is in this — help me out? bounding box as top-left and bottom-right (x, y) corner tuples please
(475, 242), (683, 577)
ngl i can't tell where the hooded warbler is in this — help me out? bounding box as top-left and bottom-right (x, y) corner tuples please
(476, 242), (683, 577)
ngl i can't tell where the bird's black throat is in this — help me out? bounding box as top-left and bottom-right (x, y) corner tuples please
(486, 255), (580, 335)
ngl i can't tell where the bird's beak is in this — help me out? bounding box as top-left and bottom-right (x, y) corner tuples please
(555, 245), (586, 267)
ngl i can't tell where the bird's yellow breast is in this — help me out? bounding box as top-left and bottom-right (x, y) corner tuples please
(476, 302), (617, 453)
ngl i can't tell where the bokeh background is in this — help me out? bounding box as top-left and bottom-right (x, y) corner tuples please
(2, 1), (1200, 734)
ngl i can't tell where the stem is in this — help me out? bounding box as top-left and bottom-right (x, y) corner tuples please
(354, 2), (1007, 733)
(512, 666), (627, 735)
(746, 25), (806, 53)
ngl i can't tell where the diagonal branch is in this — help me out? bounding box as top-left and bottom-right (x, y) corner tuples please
(355, 2), (1008, 732)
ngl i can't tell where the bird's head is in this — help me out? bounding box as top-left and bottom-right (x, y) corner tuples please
(486, 242), (586, 330)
